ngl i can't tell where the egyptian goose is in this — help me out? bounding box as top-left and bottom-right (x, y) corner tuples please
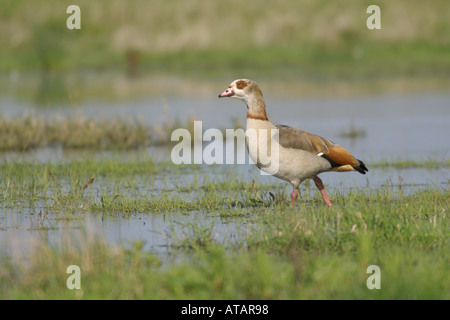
(218, 79), (368, 207)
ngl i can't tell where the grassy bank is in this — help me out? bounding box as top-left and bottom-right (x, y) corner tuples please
(1, 1), (449, 100)
(0, 183), (448, 298)
(0, 158), (448, 206)
(1, 238), (448, 299)
(0, 158), (448, 299)
(0, 113), (196, 151)
(2, 0), (448, 71)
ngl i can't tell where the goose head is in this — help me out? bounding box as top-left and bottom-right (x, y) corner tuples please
(218, 79), (260, 101)
(218, 79), (267, 120)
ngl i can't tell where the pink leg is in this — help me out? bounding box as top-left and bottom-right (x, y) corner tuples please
(313, 176), (333, 207)
(290, 188), (299, 208)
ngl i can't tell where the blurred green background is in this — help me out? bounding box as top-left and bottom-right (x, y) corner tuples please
(0, 0), (449, 103)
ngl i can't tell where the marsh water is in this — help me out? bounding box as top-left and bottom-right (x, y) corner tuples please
(1, 92), (449, 254)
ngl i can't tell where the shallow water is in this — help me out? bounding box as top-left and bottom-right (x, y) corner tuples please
(0, 93), (449, 255)
(0, 206), (251, 256)
(1, 93), (449, 162)
(0, 163), (448, 256)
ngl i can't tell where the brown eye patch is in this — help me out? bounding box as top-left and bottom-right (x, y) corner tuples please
(236, 80), (248, 90)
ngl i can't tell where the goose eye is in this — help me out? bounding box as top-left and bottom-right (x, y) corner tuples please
(236, 80), (248, 90)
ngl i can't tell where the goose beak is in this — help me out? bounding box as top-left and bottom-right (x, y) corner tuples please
(218, 87), (234, 98)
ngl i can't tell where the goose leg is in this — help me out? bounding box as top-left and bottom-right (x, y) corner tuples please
(290, 188), (299, 208)
(313, 176), (333, 207)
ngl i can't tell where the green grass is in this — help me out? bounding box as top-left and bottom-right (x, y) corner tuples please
(1, 0), (449, 100)
(0, 158), (448, 207)
(1, 157), (448, 212)
(370, 158), (450, 169)
(0, 113), (200, 151)
(2, 0), (448, 73)
(138, 42), (450, 80)
(2, 240), (448, 299)
(0, 186), (448, 299)
(0, 158), (448, 299)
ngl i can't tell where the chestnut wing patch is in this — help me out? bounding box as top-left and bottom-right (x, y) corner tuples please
(277, 124), (367, 173)
(325, 145), (360, 167)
